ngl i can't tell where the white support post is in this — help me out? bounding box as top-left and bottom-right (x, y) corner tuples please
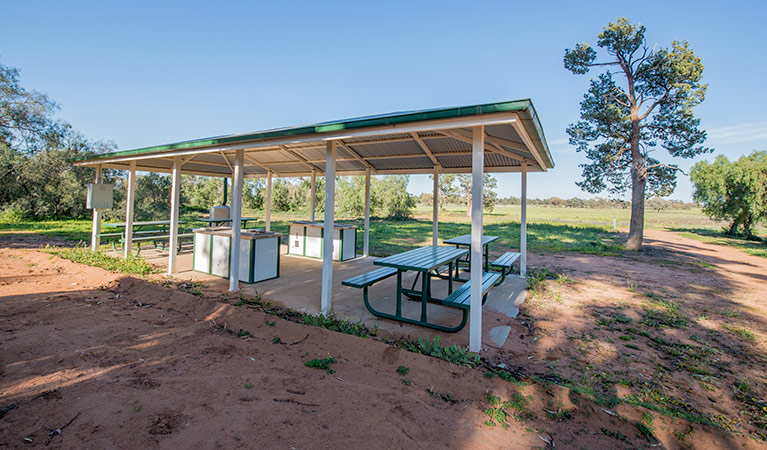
(229, 150), (244, 292)
(168, 156), (181, 274)
(266, 169), (273, 232)
(321, 141), (336, 314)
(432, 166), (439, 246)
(90, 164), (103, 252)
(310, 169), (317, 222)
(124, 161), (136, 259)
(520, 162), (527, 278)
(363, 168), (371, 257)
(469, 126), (485, 352)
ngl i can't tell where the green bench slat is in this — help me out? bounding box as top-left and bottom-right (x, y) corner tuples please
(441, 272), (501, 309)
(125, 233), (194, 242)
(491, 251), (521, 268)
(342, 267), (398, 289)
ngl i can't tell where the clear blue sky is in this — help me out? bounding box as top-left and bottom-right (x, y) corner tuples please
(3, 1), (766, 201)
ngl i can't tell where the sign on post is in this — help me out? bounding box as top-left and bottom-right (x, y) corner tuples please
(86, 183), (114, 209)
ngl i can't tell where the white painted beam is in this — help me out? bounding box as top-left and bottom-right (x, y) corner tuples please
(521, 162), (527, 278)
(363, 168), (371, 257)
(411, 132), (440, 167)
(229, 149), (244, 292)
(469, 126), (485, 353)
(511, 116), (547, 172)
(321, 141), (336, 314)
(124, 161), (136, 259)
(168, 156), (181, 274)
(310, 169), (317, 222)
(265, 170), (272, 232)
(90, 164), (103, 252)
(432, 166), (439, 246)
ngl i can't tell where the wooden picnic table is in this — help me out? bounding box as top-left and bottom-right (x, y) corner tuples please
(373, 246), (468, 332)
(443, 234), (499, 280)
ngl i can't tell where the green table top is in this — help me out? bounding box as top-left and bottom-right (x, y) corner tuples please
(374, 246), (467, 272)
(443, 234), (499, 246)
(104, 220), (186, 228)
(197, 217), (259, 223)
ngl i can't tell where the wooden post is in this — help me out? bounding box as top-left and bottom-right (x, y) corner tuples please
(469, 126), (485, 352)
(229, 150), (244, 292)
(520, 162), (527, 278)
(266, 169), (272, 232)
(363, 168), (371, 257)
(432, 166), (439, 247)
(124, 161), (136, 259)
(310, 168), (317, 222)
(321, 141), (336, 314)
(168, 156), (181, 274)
(90, 164), (103, 252)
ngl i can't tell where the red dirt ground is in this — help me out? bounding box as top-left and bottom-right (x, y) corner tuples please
(0, 229), (765, 449)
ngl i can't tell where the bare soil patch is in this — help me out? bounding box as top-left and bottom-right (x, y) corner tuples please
(0, 229), (765, 448)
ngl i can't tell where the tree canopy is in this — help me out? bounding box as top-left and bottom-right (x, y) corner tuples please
(0, 60), (115, 220)
(432, 173), (497, 215)
(691, 151), (767, 237)
(564, 18), (711, 250)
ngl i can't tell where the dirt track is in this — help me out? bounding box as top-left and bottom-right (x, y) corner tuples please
(1, 230), (766, 449)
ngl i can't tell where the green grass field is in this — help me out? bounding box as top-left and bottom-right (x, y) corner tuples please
(1, 205), (764, 258)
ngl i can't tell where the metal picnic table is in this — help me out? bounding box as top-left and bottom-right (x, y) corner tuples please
(197, 217), (261, 228)
(443, 234), (499, 281)
(372, 246), (468, 332)
(103, 220), (187, 252)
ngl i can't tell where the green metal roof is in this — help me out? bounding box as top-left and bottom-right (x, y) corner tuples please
(73, 99), (553, 169)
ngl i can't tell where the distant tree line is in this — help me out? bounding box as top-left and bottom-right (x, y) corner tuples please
(103, 174), (417, 221)
(417, 193), (696, 212)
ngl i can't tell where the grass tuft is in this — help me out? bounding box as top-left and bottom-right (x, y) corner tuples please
(403, 337), (480, 367)
(301, 312), (368, 337)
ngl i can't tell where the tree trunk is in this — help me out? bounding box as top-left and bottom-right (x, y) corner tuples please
(626, 108), (645, 251)
(626, 166), (646, 251)
(466, 194), (471, 216)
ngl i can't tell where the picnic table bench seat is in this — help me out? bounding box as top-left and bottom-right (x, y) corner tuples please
(341, 267), (397, 289)
(440, 271), (501, 309)
(113, 232), (194, 254)
(490, 251), (521, 285)
(343, 246), (501, 332)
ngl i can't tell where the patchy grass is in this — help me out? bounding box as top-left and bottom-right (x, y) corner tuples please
(300, 312), (369, 337)
(526, 267), (576, 301)
(0, 218), (92, 241)
(677, 229), (767, 258)
(402, 337), (480, 367)
(641, 293), (687, 328)
(483, 392), (534, 427)
(427, 387), (458, 404)
(43, 245), (157, 275)
(304, 356), (337, 374)
(637, 412), (656, 440)
(721, 323), (756, 342)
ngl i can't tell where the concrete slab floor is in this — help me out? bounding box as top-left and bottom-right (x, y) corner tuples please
(127, 243), (527, 351)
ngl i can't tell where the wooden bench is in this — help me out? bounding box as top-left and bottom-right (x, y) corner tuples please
(490, 251), (521, 285)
